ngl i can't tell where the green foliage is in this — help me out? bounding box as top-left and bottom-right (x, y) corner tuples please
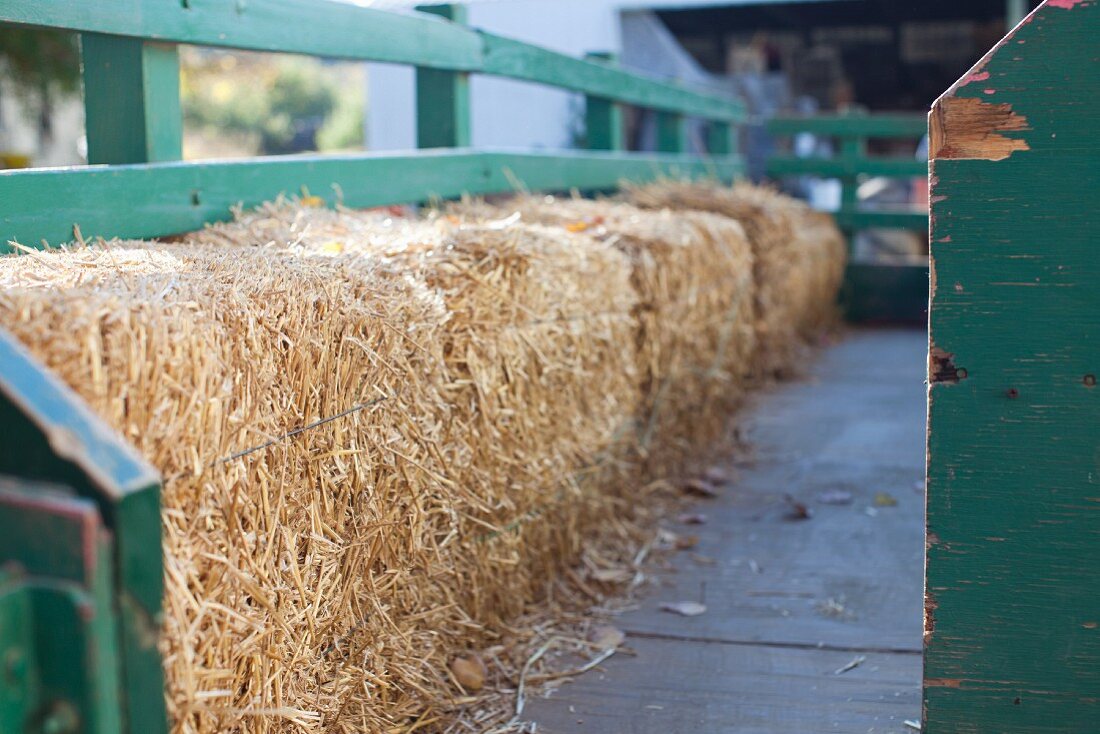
(182, 52), (363, 156)
(0, 28), (80, 124)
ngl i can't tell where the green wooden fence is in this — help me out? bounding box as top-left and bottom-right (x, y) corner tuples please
(766, 113), (929, 323)
(0, 0), (745, 252)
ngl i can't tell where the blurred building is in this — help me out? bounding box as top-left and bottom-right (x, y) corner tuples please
(363, 0), (1036, 155)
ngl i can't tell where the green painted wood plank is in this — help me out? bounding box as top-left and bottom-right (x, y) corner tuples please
(584, 53), (624, 152)
(0, 150), (743, 250)
(926, 2), (1100, 732)
(833, 210), (928, 232)
(0, 331), (166, 733)
(656, 112), (689, 153)
(81, 34), (182, 164)
(768, 114), (928, 138)
(416, 5), (471, 148)
(0, 0), (483, 70)
(767, 156), (927, 178)
(480, 33), (743, 122)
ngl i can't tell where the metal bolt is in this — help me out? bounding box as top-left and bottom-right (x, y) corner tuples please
(38, 701), (79, 734)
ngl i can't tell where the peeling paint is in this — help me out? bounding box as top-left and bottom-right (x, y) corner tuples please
(959, 70), (991, 87)
(925, 678), (962, 689)
(930, 96), (1031, 161)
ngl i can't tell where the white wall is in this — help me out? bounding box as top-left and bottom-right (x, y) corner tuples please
(366, 0), (622, 151)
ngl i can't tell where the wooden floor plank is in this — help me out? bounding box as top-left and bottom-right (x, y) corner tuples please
(527, 329), (928, 732)
(525, 636), (921, 734)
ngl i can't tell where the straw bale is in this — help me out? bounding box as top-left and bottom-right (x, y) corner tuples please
(624, 180), (847, 376)
(0, 202), (639, 733)
(446, 195), (755, 476)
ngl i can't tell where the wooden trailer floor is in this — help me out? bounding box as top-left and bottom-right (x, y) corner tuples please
(526, 328), (927, 734)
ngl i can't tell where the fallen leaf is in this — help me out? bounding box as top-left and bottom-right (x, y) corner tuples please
(659, 601), (707, 617)
(300, 195), (325, 208)
(565, 221), (589, 232)
(587, 624), (625, 650)
(675, 534), (700, 550)
(833, 655), (866, 675)
(817, 490), (853, 505)
(450, 655), (487, 691)
(874, 492), (898, 507)
(590, 567), (633, 584)
(784, 494), (812, 520)
(677, 513), (708, 525)
(682, 479), (719, 498)
(320, 241), (344, 254)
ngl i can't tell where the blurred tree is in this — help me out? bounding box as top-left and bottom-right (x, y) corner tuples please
(0, 28), (80, 141)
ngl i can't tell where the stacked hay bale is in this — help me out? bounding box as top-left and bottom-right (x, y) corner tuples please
(625, 181), (847, 376)
(448, 195), (755, 477)
(0, 207), (640, 733)
(0, 181), (844, 733)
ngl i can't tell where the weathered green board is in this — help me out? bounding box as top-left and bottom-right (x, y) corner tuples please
(926, 2), (1100, 731)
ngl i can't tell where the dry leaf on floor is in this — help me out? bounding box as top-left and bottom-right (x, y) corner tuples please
(682, 479), (720, 498)
(817, 489), (853, 505)
(675, 534), (700, 550)
(587, 625), (626, 650)
(450, 655), (487, 691)
(874, 492), (899, 507)
(833, 655), (866, 675)
(677, 513), (708, 525)
(784, 494), (812, 520)
(659, 601), (707, 617)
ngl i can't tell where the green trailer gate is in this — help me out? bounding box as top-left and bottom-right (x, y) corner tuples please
(925, 1), (1100, 731)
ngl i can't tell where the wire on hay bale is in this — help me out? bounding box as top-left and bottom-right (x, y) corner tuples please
(623, 180), (847, 377)
(446, 195), (756, 478)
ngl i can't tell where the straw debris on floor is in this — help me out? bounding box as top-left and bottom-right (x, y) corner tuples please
(0, 181), (845, 733)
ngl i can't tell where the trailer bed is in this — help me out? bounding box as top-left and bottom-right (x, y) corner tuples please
(527, 328), (926, 733)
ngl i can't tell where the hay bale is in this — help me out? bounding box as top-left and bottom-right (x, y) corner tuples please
(0, 203), (639, 733)
(447, 195), (756, 477)
(624, 181), (847, 376)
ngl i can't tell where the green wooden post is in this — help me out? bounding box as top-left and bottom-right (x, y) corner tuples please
(81, 34), (182, 164)
(837, 132), (865, 245)
(1006, 0), (1029, 25)
(707, 121), (735, 157)
(416, 4), (471, 148)
(584, 53), (623, 151)
(657, 111), (688, 153)
(926, 3), (1100, 731)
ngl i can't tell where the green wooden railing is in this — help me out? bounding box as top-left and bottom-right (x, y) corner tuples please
(0, 1), (745, 252)
(766, 113), (929, 323)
